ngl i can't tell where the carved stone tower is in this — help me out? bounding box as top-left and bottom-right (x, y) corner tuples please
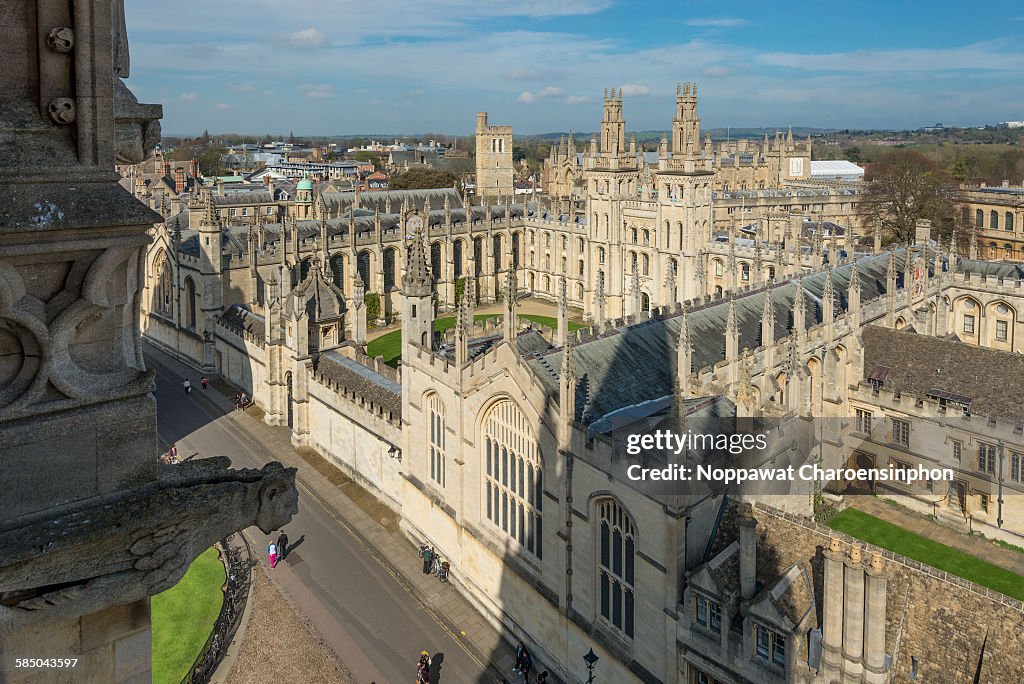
(0, 2), (297, 680)
(475, 112), (513, 202)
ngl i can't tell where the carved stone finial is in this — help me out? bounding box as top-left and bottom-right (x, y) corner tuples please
(849, 542), (862, 564)
(870, 552), (884, 572)
(829, 536), (842, 554)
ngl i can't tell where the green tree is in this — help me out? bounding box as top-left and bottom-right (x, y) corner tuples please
(388, 167), (460, 190)
(198, 144), (227, 177)
(842, 146), (863, 164)
(364, 292), (381, 326)
(512, 146), (527, 163)
(860, 149), (955, 244)
(454, 277), (466, 305)
(352, 150), (380, 164)
(951, 156), (975, 183)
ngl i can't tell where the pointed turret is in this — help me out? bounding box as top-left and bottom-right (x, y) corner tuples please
(557, 277), (569, 345)
(455, 276), (474, 367)
(725, 297), (739, 361)
(503, 267), (518, 342)
(761, 287), (775, 347)
(823, 268), (835, 324)
(558, 327), (576, 450)
(676, 307), (692, 396)
(848, 258), (862, 326)
(792, 279), (806, 336)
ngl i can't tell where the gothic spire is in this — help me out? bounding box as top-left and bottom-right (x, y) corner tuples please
(403, 224), (432, 296)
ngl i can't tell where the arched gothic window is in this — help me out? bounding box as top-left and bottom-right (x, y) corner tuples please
(642, 229), (650, 246)
(741, 262), (750, 281)
(427, 393), (446, 487)
(976, 209), (984, 227)
(1007, 212), (1014, 232)
(598, 498), (635, 638)
(383, 247), (397, 291)
(642, 253), (650, 275)
(330, 254), (345, 290)
(991, 211), (999, 231)
(598, 247), (605, 264)
(483, 399), (542, 558)
(630, 251), (638, 273)
(453, 240), (464, 278)
(184, 276), (197, 330)
(430, 242), (442, 283)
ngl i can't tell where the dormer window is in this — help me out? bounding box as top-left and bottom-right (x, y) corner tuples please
(693, 594), (722, 633)
(754, 622), (786, 668)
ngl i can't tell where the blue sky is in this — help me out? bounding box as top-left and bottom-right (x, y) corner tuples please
(124, 0), (1024, 136)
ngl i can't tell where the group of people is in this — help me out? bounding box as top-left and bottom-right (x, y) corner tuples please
(512, 642), (547, 682)
(267, 530), (289, 568)
(232, 392), (248, 411)
(159, 444), (179, 464)
(182, 376), (209, 394)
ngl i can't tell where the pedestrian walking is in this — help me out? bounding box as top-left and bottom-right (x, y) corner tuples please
(513, 641), (525, 674)
(421, 544), (433, 575)
(238, 392), (247, 410)
(183, 379), (191, 394)
(277, 530), (289, 560)
(537, 672), (549, 683)
(268, 541), (278, 568)
(520, 650), (533, 679)
(416, 652), (431, 684)
(201, 376), (208, 391)
(168, 444), (178, 463)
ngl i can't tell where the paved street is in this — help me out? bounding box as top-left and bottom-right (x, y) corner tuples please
(147, 346), (503, 684)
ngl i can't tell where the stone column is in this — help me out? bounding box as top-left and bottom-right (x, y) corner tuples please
(863, 552), (888, 684)
(821, 536), (845, 679)
(842, 542), (866, 681)
(739, 504), (757, 601)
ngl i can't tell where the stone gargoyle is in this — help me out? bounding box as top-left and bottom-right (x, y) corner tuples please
(0, 457), (297, 633)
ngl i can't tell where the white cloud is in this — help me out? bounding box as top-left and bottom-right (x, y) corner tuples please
(278, 27), (327, 48)
(214, 103), (234, 110)
(619, 83), (650, 96)
(704, 66), (730, 77)
(758, 41), (1024, 73)
(563, 95), (591, 104)
(229, 82), (255, 92)
(178, 92), (198, 102)
(299, 83), (334, 99)
(263, 89), (274, 97)
(685, 18), (748, 28)
(518, 86), (564, 103)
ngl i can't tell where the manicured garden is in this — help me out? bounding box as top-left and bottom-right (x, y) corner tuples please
(366, 313), (587, 367)
(827, 508), (1024, 600)
(151, 547), (226, 684)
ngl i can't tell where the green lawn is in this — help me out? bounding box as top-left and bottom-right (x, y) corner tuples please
(152, 547), (226, 684)
(366, 313), (587, 367)
(828, 508), (1024, 600)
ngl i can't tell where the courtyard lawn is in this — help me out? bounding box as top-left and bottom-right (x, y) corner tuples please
(151, 547), (225, 684)
(828, 508), (1024, 601)
(366, 313), (585, 367)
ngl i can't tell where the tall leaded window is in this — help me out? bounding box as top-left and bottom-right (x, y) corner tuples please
(483, 399), (542, 559)
(330, 254), (345, 290)
(453, 240), (464, 278)
(598, 498), (635, 639)
(383, 247), (396, 291)
(430, 242), (442, 283)
(754, 623), (786, 668)
(427, 393), (446, 487)
(357, 250), (372, 290)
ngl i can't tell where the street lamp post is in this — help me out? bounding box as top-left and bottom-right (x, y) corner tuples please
(583, 647), (599, 684)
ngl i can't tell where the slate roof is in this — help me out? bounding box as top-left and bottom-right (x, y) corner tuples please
(219, 304), (265, 339)
(528, 251), (909, 424)
(861, 325), (1024, 421)
(317, 351), (401, 415)
(957, 258), (1024, 280)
